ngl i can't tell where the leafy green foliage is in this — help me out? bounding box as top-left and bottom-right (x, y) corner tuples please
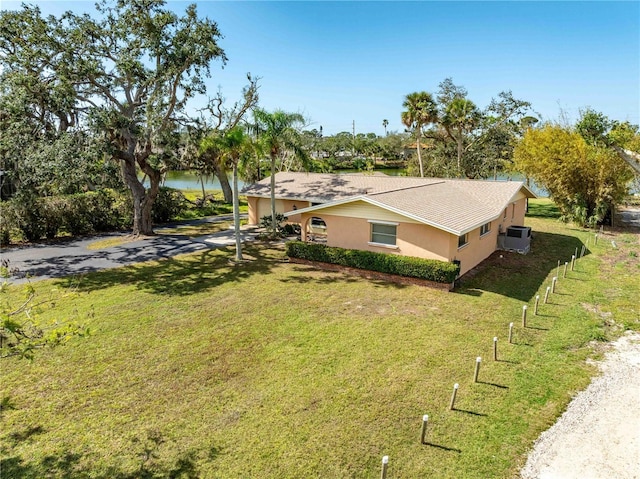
(513, 124), (633, 226)
(285, 241), (460, 283)
(1, 190), (133, 242)
(0, 281), (88, 360)
(151, 187), (187, 224)
(401, 78), (535, 178)
(259, 213), (286, 235)
(0, 1), (228, 235)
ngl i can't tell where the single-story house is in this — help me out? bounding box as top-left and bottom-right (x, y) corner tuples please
(243, 172), (536, 276)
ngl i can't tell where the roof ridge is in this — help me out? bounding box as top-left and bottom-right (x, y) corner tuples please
(367, 181), (445, 196)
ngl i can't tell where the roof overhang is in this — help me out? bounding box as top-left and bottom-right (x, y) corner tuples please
(286, 195), (465, 236)
(286, 182), (537, 237)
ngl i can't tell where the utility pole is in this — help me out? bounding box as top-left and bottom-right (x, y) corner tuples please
(352, 120), (356, 156)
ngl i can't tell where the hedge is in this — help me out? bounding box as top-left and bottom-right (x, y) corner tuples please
(1, 187), (188, 243)
(285, 241), (460, 284)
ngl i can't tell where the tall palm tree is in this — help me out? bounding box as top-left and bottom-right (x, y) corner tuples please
(218, 126), (253, 261)
(382, 119), (389, 136)
(441, 97), (480, 175)
(401, 92), (438, 177)
(253, 109), (309, 235)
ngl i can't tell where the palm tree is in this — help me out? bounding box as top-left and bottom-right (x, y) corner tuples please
(441, 97), (480, 175)
(253, 109), (309, 235)
(382, 119), (389, 136)
(218, 126), (253, 261)
(401, 92), (438, 177)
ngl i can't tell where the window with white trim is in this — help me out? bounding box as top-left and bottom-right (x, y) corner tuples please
(480, 222), (491, 236)
(458, 233), (468, 248)
(370, 222), (397, 246)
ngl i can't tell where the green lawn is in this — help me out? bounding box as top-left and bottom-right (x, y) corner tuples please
(2, 199), (638, 478)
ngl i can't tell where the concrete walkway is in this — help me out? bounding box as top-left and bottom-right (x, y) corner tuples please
(0, 217), (259, 284)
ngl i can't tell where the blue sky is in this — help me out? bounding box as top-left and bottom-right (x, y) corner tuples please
(4, 1), (640, 136)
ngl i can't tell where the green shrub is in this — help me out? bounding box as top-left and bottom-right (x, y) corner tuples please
(285, 241), (460, 283)
(42, 196), (66, 239)
(152, 187), (187, 224)
(259, 213), (286, 233)
(0, 227), (10, 247)
(63, 195), (94, 236)
(1, 189), (134, 244)
(10, 192), (46, 241)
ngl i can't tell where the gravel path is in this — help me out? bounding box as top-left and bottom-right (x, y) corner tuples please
(520, 331), (640, 479)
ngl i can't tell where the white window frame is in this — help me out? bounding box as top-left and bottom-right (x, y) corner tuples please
(368, 220), (398, 248)
(480, 222), (491, 237)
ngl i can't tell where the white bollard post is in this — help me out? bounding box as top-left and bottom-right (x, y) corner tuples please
(420, 415), (429, 444)
(381, 455), (389, 479)
(449, 383), (459, 410)
(544, 286), (551, 304)
(508, 322), (514, 343)
(522, 305), (528, 327)
(473, 357), (481, 382)
(552, 276), (557, 293)
(493, 337), (498, 361)
(534, 294), (540, 315)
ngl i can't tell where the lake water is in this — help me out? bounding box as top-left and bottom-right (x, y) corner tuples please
(156, 169), (549, 197)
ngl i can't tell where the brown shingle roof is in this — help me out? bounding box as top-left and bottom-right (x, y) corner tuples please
(242, 172), (443, 203)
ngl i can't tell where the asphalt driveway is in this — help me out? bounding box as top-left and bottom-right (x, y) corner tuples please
(0, 219), (259, 284)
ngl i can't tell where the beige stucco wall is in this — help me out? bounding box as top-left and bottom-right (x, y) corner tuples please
(298, 195), (530, 278)
(451, 221), (498, 276)
(451, 196), (528, 276)
(497, 194), (528, 232)
(299, 211), (452, 263)
(247, 196), (310, 225)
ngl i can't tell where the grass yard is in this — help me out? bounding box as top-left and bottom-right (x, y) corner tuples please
(176, 189), (248, 220)
(1, 199), (638, 478)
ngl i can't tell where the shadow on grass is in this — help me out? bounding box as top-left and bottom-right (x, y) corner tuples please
(58, 243), (280, 296)
(280, 266), (408, 289)
(477, 381), (509, 389)
(1, 430), (215, 479)
(423, 442), (462, 453)
(452, 408), (487, 417)
(455, 231), (588, 302)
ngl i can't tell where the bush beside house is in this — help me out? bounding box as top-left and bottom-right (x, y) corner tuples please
(285, 241), (460, 284)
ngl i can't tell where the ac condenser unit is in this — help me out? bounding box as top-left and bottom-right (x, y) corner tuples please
(498, 226), (532, 254)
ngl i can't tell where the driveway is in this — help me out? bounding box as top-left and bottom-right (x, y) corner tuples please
(0, 219), (259, 284)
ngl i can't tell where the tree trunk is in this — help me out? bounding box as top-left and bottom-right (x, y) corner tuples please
(270, 155), (277, 234)
(233, 163), (243, 261)
(612, 146), (640, 176)
(120, 158), (158, 236)
(416, 134), (424, 178)
(456, 136), (463, 176)
(200, 175), (206, 200)
(214, 162), (233, 203)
